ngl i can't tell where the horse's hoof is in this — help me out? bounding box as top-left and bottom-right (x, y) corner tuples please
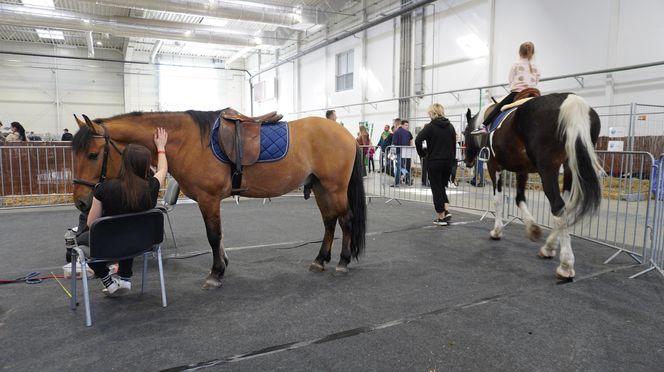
(538, 246), (556, 259)
(555, 266), (575, 283)
(490, 230), (502, 240)
(223, 254), (229, 267)
(309, 262), (325, 272)
(202, 273), (223, 290)
(334, 265), (349, 275)
(527, 224), (542, 242)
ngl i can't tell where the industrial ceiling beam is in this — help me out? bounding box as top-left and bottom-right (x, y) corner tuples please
(0, 3), (267, 47)
(73, 0), (301, 26)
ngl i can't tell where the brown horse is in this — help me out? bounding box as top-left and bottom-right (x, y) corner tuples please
(464, 93), (602, 281)
(71, 110), (367, 289)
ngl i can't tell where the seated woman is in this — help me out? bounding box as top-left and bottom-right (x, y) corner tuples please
(77, 128), (169, 295)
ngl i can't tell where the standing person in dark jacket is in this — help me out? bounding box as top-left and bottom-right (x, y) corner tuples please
(415, 103), (457, 226)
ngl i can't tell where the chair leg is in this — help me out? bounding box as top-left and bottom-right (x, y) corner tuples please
(142, 252), (148, 295)
(165, 212), (178, 255)
(70, 252), (77, 310)
(80, 255), (92, 327)
(157, 245), (167, 307)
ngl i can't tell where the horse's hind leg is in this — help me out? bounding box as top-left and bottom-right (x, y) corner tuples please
(198, 194), (227, 289)
(309, 183), (338, 272)
(488, 163), (504, 240)
(516, 172), (541, 241)
(539, 167), (575, 281)
(336, 209), (353, 273)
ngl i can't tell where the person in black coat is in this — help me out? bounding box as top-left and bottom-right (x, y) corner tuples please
(415, 103), (457, 226)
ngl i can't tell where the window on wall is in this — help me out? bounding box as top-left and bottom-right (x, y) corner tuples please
(336, 49), (354, 92)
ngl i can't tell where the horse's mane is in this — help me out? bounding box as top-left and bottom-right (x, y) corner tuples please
(72, 126), (94, 154)
(91, 110), (223, 142)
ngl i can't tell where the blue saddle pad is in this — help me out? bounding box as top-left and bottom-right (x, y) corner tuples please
(489, 107), (517, 131)
(210, 118), (289, 164)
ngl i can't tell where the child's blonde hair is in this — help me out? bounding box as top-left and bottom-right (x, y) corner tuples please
(519, 41), (535, 73)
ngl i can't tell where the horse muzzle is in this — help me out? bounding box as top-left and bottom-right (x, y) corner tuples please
(74, 192), (93, 212)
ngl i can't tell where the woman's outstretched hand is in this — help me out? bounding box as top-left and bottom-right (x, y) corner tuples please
(154, 127), (168, 150)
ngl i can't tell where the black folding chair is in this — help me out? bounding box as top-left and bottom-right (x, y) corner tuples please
(69, 209), (167, 327)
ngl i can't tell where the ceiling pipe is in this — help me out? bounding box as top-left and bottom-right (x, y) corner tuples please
(149, 39), (163, 63)
(0, 3), (267, 47)
(250, 0), (438, 81)
(86, 31), (94, 57)
(73, 0), (301, 26)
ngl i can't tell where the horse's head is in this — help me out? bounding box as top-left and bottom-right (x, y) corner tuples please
(463, 108), (482, 168)
(71, 114), (124, 212)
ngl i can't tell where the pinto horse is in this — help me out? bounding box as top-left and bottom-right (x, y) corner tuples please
(464, 93), (602, 281)
(70, 110), (367, 289)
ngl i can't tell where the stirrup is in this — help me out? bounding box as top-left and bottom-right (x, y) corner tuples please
(471, 127), (488, 135)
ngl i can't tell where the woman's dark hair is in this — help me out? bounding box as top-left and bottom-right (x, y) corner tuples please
(118, 144), (154, 210)
(11, 122), (27, 141)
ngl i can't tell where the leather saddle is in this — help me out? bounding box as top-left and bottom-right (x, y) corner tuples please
(217, 107), (283, 166)
(216, 107), (283, 194)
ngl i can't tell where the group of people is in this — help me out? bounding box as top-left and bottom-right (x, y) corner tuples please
(333, 41), (540, 226)
(0, 121), (74, 142)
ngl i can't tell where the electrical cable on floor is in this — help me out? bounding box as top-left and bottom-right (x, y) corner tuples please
(0, 271), (65, 285)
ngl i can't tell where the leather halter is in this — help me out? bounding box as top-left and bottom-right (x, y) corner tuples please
(72, 126), (123, 189)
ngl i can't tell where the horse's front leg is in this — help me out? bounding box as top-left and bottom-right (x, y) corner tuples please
(198, 193), (227, 289)
(489, 164), (504, 240)
(516, 172), (541, 241)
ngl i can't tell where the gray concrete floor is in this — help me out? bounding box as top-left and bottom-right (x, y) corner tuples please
(1, 197), (663, 371)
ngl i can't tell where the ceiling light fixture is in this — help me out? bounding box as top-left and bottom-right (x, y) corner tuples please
(36, 29), (64, 40)
(96, 41), (103, 46)
(21, 0), (55, 9)
(184, 30), (192, 37)
(201, 18), (228, 28)
(253, 36), (262, 45)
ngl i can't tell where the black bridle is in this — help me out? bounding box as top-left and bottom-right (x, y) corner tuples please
(72, 126), (123, 189)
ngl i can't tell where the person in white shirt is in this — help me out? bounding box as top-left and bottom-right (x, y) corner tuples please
(472, 41), (540, 135)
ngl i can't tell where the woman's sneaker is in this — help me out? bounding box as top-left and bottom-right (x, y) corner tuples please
(442, 210), (452, 222)
(433, 218), (448, 226)
(103, 277), (131, 296)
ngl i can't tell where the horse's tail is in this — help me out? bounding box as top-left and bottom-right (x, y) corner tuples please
(557, 94), (603, 223)
(348, 146), (367, 259)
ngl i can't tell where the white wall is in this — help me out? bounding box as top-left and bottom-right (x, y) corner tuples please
(0, 43), (250, 137)
(247, 0), (664, 145)
(0, 41), (125, 137)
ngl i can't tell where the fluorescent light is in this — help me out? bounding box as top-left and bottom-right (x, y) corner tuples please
(225, 46), (253, 67)
(253, 36), (262, 45)
(82, 19), (90, 23)
(184, 30), (192, 37)
(201, 17), (228, 27)
(22, 0), (54, 8)
(36, 29), (64, 40)
(96, 41), (103, 46)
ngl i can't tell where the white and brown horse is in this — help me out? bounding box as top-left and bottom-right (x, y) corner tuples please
(464, 93), (603, 281)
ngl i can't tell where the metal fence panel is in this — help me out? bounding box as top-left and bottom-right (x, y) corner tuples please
(0, 142), (73, 207)
(504, 151), (656, 265)
(631, 154), (664, 279)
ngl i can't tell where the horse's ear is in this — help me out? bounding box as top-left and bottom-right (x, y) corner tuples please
(81, 114), (103, 135)
(74, 114), (85, 129)
(465, 109), (472, 124)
